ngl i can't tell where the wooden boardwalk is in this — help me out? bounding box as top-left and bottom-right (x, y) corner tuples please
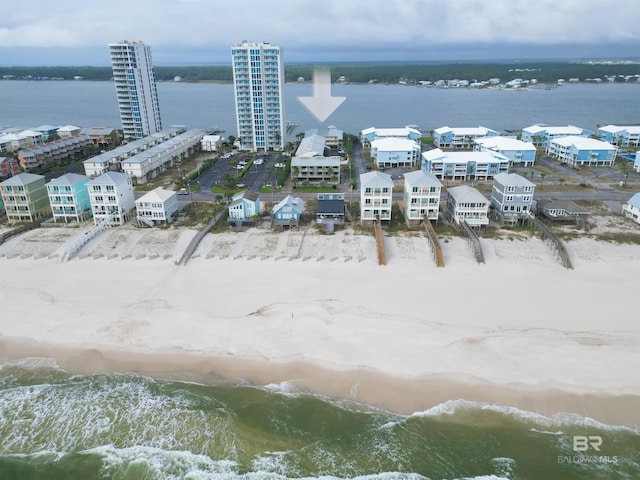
(528, 213), (574, 269)
(374, 219), (386, 265)
(422, 218), (445, 267)
(459, 220), (485, 264)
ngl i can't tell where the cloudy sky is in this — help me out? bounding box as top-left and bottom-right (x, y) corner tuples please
(1, 0), (639, 66)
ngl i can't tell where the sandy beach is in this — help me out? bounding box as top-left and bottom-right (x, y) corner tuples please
(1, 221), (639, 427)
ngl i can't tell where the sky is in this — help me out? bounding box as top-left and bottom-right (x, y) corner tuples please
(1, 0), (639, 66)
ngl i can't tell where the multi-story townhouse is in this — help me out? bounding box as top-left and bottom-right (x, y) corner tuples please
(446, 185), (490, 228)
(547, 136), (617, 166)
(622, 193), (640, 225)
(360, 171), (393, 225)
(433, 126), (498, 149)
(290, 156), (341, 186)
(597, 125), (640, 148)
(474, 136), (537, 166)
(231, 41), (285, 151)
(422, 148), (509, 181)
(0, 157), (21, 180)
(87, 171), (135, 226)
(403, 170), (442, 227)
(135, 187), (178, 226)
(46, 173), (92, 223)
(0, 172), (50, 222)
(360, 126), (421, 145)
(491, 173), (536, 224)
(33, 125), (60, 140)
(370, 137), (421, 168)
(83, 128), (185, 177)
(121, 129), (206, 184)
(109, 41), (163, 140)
(521, 124), (591, 148)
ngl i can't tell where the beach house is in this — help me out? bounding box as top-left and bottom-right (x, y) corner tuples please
(446, 185), (490, 228)
(360, 126), (421, 145)
(360, 171), (393, 225)
(228, 190), (261, 223)
(403, 170), (442, 227)
(272, 195), (305, 230)
(433, 126), (498, 150)
(547, 136), (617, 167)
(491, 173), (536, 224)
(316, 193), (346, 231)
(521, 124), (591, 148)
(536, 198), (589, 225)
(474, 136), (537, 166)
(46, 173), (92, 223)
(597, 125), (640, 148)
(33, 125), (60, 141)
(370, 137), (421, 168)
(135, 187), (178, 226)
(422, 148), (509, 181)
(0, 172), (50, 223)
(87, 171), (135, 226)
(201, 134), (223, 152)
(622, 193), (640, 224)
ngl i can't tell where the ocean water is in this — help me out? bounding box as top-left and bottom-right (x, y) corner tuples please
(1, 359), (638, 480)
(1, 80), (639, 140)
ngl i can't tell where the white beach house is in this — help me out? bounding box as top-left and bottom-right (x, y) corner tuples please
(403, 170), (442, 227)
(370, 137), (421, 168)
(360, 171), (393, 225)
(88, 171), (135, 226)
(135, 187), (178, 226)
(446, 185), (490, 228)
(622, 193), (640, 225)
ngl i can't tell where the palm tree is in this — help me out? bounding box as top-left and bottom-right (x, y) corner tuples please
(539, 172), (546, 190)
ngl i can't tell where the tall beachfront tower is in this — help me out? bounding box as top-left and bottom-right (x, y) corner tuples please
(231, 41), (285, 151)
(108, 41), (163, 140)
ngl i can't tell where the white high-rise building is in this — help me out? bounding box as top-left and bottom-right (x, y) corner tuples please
(109, 41), (163, 140)
(231, 41), (285, 151)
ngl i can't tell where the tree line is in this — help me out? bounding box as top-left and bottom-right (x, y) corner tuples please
(1, 61), (639, 84)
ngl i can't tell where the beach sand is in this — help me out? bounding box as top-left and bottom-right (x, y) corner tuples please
(1, 222), (639, 426)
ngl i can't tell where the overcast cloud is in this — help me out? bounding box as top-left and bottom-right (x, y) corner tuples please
(1, 0), (639, 65)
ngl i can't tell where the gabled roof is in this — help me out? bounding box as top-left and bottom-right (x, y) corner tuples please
(47, 173), (89, 186)
(136, 187), (176, 203)
(475, 136), (536, 151)
(626, 192), (640, 209)
(272, 194), (305, 214)
(370, 137), (419, 151)
(434, 126), (497, 135)
(551, 136), (615, 149)
(0, 172), (45, 186)
(87, 171), (131, 185)
(599, 125), (640, 134)
(522, 124), (587, 135)
(447, 185), (489, 205)
(360, 170), (393, 188)
(493, 172), (536, 188)
(403, 170), (442, 188)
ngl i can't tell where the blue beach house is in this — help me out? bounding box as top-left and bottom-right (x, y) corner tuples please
(46, 173), (92, 223)
(547, 136), (617, 166)
(422, 148), (509, 181)
(597, 125), (640, 148)
(474, 137), (537, 166)
(360, 126), (421, 145)
(521, 124), (591, 148)
(272, 195), (305, 229)
(433, 126), (498, 150)
(228, 190), (261, 222)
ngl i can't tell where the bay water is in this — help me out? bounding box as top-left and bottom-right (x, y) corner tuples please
(1, 80), (639, 140)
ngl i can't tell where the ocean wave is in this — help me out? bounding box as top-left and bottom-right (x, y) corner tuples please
(409, 399), (640, 434)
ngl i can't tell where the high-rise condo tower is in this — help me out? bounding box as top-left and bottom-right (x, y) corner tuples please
(231, 41), (285, 151)
(109, 40), (163, 140)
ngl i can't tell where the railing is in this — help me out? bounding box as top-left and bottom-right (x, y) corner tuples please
(60, 213), (114, 262)
(374, 218), (386, 265)
(460, 220), (485, 264)
(422, 217), (445, 267)
(526, 213), (573, 269)
(0, 221), (41, 245)
(177, 209), (225, 266)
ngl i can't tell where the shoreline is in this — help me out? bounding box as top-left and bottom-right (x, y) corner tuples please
(1, 228), (640, 429)
(2, 335), (640, 429)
